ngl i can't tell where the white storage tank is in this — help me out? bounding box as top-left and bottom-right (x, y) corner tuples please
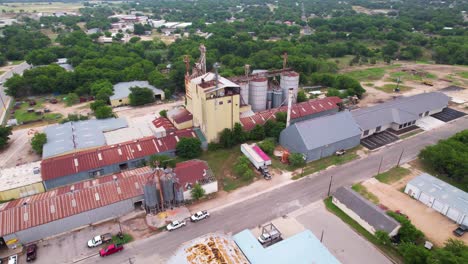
(280, 71), (299, 103)
(239, 81), (249, 105)
(249, 77), (268, 112)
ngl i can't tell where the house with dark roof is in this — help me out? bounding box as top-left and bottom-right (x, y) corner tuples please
(279, 111), (361, 162)
(333, 187), (401, 236)
(352, 92), (449, 138)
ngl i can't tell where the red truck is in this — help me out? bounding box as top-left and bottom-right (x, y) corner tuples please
(99, 244), (124, 257)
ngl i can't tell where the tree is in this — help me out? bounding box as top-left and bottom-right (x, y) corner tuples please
(128, 87), (155, 106)
(94, 105), (114, 119)
(64, 93), (79, 106)
(219, 128), (235, 148)
(31, 133), (47, 155)
(233, 156), (255, 182)
(176, 138), (202, 158)
(275, 112), (287, 124)
(375, 231), (391, 245)
(399, 243), (430, 264)
(297, 90), (308, 103)
(191, 183), (206, 200)
(90, 100), (106, 111)
(159, 110), (167, 118)
(249, 124), (265, 140)
(382, 41), (399, 59)
(232, 122), (247, 144)
(289, 153), (306, 167)
(133, 23), (146, 35)
(387, 211), (424, 243)
(148, 154), (175, 168)
(0, 126), (13, 149)
(129, 36), (141, 43)
(258, 139), (275, 155)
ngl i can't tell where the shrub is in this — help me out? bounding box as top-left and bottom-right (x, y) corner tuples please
(31, 133), (47, 155)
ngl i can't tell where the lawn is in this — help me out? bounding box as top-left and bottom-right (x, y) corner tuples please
(10, 60), (24, 65)
(345, 67), (386, 81)
(111, 233), (133, 245)
(399, 129), (423, 139)
(375, 167), (411, 184)
(292, 148), (360, 180)
(387, 71), (436, 83)
(375, 84), (412, 93)
(199, 147), (254, 192)
(328, 55), (355, 69)
(457, 71), (468, 79)
(323, 197), (402, 263)
(352, 183), (379, 204)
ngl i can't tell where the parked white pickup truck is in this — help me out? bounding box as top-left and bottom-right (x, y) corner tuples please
(87, 233), (113, 248)
(190, 211), (210, 222)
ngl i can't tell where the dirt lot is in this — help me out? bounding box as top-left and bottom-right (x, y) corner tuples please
(0, 2), (83, 13)
(0, 127), (41, 168)
(342, 62), (468, 107)
(44, 101), (92, 117)
(362, 169), (468, 246)
(113, 99), (184, 126)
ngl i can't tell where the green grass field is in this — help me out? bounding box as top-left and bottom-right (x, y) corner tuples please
(375, 84), (412, 93)
(345, 68), (386, 81)
(457, 71), (468, 79)
(0, 2), (83, 12)
(375, 167), (411, 184)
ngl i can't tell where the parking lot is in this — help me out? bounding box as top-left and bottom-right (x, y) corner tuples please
(431, 107), (466, 122)
(361, 131), (399, 150)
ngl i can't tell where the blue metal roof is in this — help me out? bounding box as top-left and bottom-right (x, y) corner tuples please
(233, 229), (341, 264)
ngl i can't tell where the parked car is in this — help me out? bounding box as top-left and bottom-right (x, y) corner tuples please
(7, 255), (17, 264)
(453, 225), (468, 237)
(258, 229), (281, 244)
(99, 244), (123, 257)
(166, 220), (186, 231)
(191, 211), (210, 222)
(50, 98), (58, 104)
(260, 166), (272, 180)
(87, 233), (113, 248)
(335, 149), (346, 156)
(26, 244), (37, 262)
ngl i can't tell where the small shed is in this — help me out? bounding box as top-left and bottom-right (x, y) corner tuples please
(405, 173), (468, 225)
(333, 187), (401, 236)
(110, 81), (165, 107)
(279, 111), (361, 162)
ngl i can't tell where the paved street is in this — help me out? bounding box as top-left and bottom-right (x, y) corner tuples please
(0, 62), (31, 123)
(75, 116), (467, 264)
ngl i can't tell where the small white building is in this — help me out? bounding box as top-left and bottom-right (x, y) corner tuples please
(405, 173), (468, 225)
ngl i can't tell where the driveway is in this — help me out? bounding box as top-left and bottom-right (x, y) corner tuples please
(416, 116), (445, 131)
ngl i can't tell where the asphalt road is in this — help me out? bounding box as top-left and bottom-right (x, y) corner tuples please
(0, 62), (31, 123)
(80, 116), (468, 264)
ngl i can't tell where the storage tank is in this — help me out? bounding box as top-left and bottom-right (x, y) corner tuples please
(267, 90), (273, 109)
(249, 77), (268, 112)
(143, 177), (160, 213)
(272, 89), (283, 108)
(239, 81), (249, 105)
(280, 71), (299, 103)
(160, 172), (176, 208)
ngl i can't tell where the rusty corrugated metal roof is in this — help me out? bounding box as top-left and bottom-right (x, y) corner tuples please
(240, 97), (341, 131)
(41, 129), (198, 181)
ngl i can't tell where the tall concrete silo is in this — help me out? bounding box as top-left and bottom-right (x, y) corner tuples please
(249, 77), (268, 112)
(239, 81), (249, 105)
(280, 71), (299, 103)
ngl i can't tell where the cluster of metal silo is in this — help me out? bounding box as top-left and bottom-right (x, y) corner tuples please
(249, 77), (268, 112)
(143, 176), (161, 214)
(160, 169), (184, 209)
(239, 81), (249, 105)
(143, 169), (185, 214)
(280, 71), (300, 103)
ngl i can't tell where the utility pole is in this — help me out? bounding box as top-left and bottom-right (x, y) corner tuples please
(327, 175), (333, 197)
(377, 156), (383, 175)
(397, 148), (404, 167)
(320, 230), (324, 243)
(300, 153), (307, 178)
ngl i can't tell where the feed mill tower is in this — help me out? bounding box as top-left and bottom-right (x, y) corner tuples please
(183, 46), (299, 142)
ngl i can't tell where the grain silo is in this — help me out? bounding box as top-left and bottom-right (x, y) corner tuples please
(267, 89), (273, 109)
(160, 170), (176, 208)
(272, 89), (283, 108)
(143, 176), (160, 213)
(249, 77), (268, 112)
(239, 81), (250, 105)
(280, 71), (299, 103)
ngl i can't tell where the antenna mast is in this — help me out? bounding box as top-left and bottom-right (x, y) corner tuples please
(183, 55), (190, 77)
(199, 44), (206, 75)
(282, 52), (288, 70)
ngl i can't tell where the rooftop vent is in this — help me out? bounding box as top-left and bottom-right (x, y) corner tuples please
(95, 193), (100, 201)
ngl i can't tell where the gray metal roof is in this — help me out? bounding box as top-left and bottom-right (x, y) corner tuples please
(407, 173), (468, 215)
(352, 92), (449, 130)
(291, 111), (361, 150)
(43, 118), (128, 158)
(334, 187), (400, 234)
(110, 81), (164, 100)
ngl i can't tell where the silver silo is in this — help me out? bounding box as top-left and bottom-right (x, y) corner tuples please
(143, 177), (160, 213)
(272, 89), (283, 108)
(267, 90), (273, 109)
(249, 77), (268, 112)
(239, 81), (249, 105)
(280, 71), (300, 103)
(160, 172), (176, 208)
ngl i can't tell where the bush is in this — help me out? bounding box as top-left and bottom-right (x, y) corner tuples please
(148, 154), (175, 168)
(59, 114), (88, 124)
(387, 211), (424, 244)
(297, 90), (308, 103)
(249, 124), (265, 141)
(219, 128), (235, 148)
(0, 126), (13, 149)
(233, 156), (255, 182)
(90, 100), (106, 111)
(94, 105), (114, 119)
(63, 93), (79, 106)
(159, 109), (167, 118)
(176, 137), (202, 158)
(208, 142), (222, 151)
(375, 230), (391, 245)
(191, 183), (206, 200)
(258, 139), (275, 155)
(289, 153), (306, 167)
(31, 133), (47, 155)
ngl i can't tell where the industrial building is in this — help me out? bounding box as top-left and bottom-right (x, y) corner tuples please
(352, 92), (450, 138)
(42, 118), (128, 158)
(333, 187), (401, 237)
(233, 229), (340, 264)
(240, 96), (342, 131)
(109, 81), (165, 107)
(279, 111), (361, 162)
(40, 129), (199, 189)
(167, 107), (193, 130)
(0, 167), (153, 249)
(405, 173), (468, 225)
(183, 44), (302, 142)
(0, 162), (44, 201)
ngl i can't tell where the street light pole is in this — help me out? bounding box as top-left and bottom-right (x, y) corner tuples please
(327, 175), (333, 197)
(397, 148), (404, 167)
(377, 156), (383, 175)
